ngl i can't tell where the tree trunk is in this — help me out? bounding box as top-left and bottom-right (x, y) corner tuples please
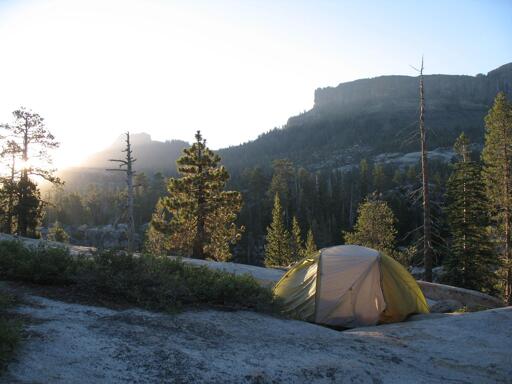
(505, 210), (511, 303)
(18, 122), (30, 237)
(419, 59), (434, 282)
(126, 134), (135, 254)
(503, 128), (512, 303)
(107, 132), (137, 253)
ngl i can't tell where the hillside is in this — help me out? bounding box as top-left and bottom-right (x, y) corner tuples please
(219, 62), (512, 172)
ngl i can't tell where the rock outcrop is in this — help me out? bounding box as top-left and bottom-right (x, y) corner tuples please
(2, 288), (511, 383)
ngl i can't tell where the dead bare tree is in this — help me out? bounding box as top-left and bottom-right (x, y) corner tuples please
(415, 57), (434, 281)
(107, 132), (136, 253)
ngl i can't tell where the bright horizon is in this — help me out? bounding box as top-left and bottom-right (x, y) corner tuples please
(0, 0), (511, 169)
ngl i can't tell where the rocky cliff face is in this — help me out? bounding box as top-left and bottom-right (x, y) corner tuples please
(312, 63), (512, 112)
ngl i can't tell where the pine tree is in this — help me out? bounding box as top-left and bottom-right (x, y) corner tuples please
(444, 133), (498, 294)
(344, 197), (397, 256)
(145, 198), (173, 256)
(290, 216), (303, 262)
(482, 92), (512, 302)
(148, 131), (243, 261)
(372, 163), (385, 194)
(14, 178), (42, 238)
(0, 140), (21, 233)
(304, 228), (317, 256)
(359, 158), (370, 199)
(268, 159), (294, 223)
(1, 108), (62, 237)
(264, 193), (291, 267)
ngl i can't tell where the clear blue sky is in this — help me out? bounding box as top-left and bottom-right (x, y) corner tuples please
(0, 0), (510, 167)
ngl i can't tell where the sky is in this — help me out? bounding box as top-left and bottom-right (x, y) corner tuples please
(0, 0), (511, 169)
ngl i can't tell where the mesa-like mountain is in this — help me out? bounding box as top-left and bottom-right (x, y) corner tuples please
(60, 62), (512, 188)
(219, 62), (512, 173)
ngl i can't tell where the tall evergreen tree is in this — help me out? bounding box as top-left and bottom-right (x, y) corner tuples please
(304, 228), (317, 256)
(359, 158), (370, 199)
(268, 159), (294, 223)
(482, 92), (512, 302)
(264, 193), (291, 266)
(344, 197), (397, 256)
(290, 216), (303, 262)
(149, 131), (243, 260)
(372, 163), (385, 194)
(444, 133), (498, 294)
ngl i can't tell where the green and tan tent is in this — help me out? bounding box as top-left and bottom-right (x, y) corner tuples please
(273, 245), (429, 327)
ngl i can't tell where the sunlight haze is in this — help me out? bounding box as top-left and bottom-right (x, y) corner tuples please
(0, 0), (510, 169)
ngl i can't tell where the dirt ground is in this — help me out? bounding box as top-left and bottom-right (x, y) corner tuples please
(1, 284), (511, 384)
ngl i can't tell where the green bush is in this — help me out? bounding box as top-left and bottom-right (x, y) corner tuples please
(0, 241), (278, 313)
(47, 222), (70, 243)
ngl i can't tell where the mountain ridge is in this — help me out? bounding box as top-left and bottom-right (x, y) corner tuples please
(60, 62), (512, 187)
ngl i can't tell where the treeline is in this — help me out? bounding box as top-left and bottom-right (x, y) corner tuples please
(45, 173), (167, 228)
(43, 149), (450, 262)
(229, 156), (451, 265)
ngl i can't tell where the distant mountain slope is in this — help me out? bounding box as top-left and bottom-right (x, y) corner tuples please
(83, 133), (189, 172)
(58, 133), (189, 190)
(219, 62), (512, 172)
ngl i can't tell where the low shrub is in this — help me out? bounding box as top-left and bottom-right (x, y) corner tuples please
(0, 241), (76, 285)
(0, 241), (278, 313)
(78, 252), (276, 311)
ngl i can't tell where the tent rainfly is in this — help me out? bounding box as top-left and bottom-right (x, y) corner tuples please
(273, 245), (429, 328)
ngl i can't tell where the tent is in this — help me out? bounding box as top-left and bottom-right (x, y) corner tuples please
(273, 245), (429, 327)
